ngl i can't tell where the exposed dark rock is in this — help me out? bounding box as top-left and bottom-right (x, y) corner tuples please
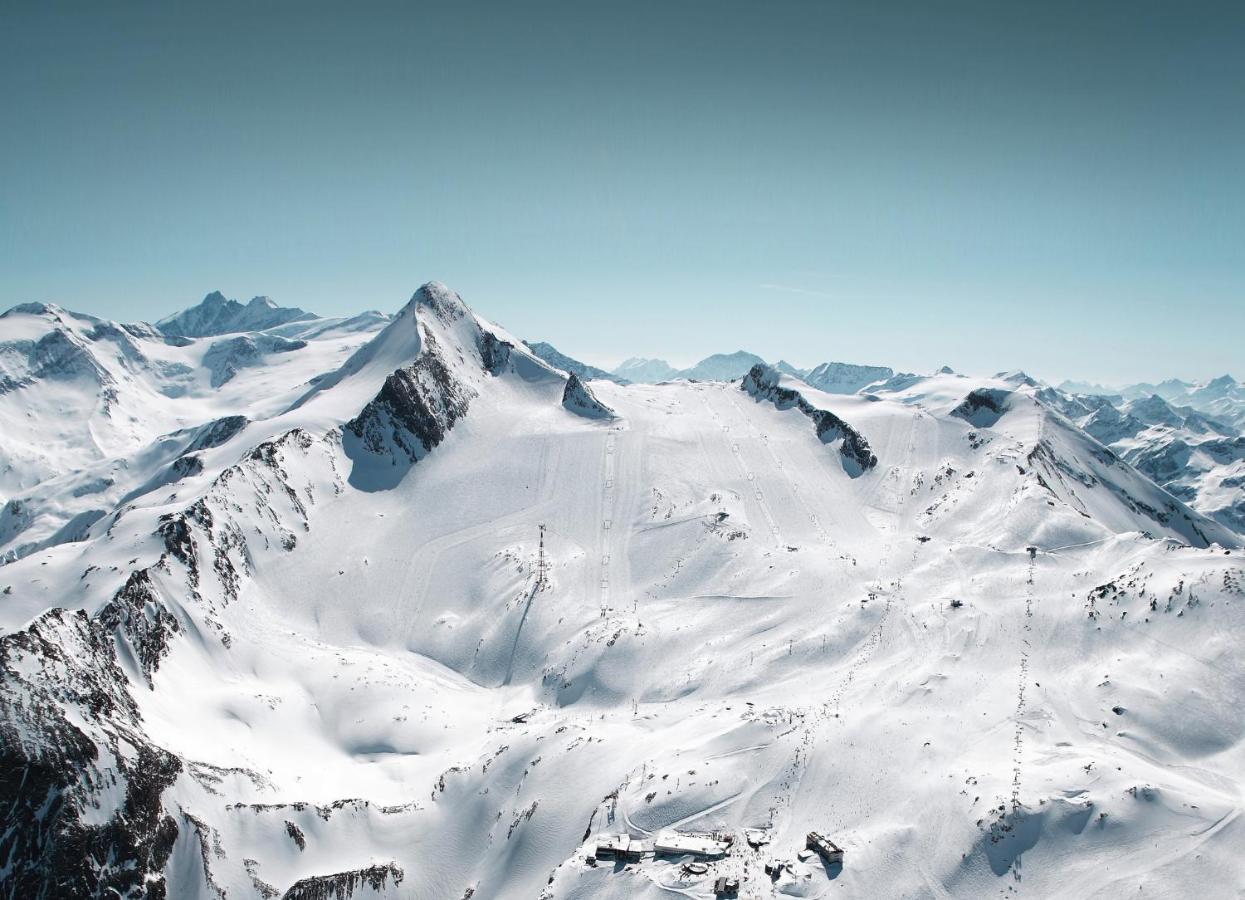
(741, 364), (877, 476)
(479, 330), (514, 375)
(562, 373), (614, 419)
(0, 608), (182, 899)
(97, 569), (180, 684)
(281, 863), (404, 900)
(346, 332), (474, 464)
(285, 820), (307, 850)
(186, 415), (250, 453)
(952, 388), (1013, 428)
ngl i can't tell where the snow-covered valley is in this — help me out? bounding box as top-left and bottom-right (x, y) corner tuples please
(1, 285), (1242, 900)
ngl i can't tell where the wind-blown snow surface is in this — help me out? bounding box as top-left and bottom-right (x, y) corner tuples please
(1, 285), (1243, 900)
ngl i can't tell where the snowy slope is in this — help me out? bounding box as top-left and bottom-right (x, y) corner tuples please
(1, 286), (1243, 900)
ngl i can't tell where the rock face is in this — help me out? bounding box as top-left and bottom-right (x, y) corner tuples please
(280, 863), (404, 900)
(479, 330), (515, 376)
(802, 361), (893, 394)
(346, 332), (474, 465)
(951, 388), (1013, 428)
(741, 364), (877, 476)
(158, 292), (316, 337)
(0, 608), (182, 899)
(562, 373), (614, 419)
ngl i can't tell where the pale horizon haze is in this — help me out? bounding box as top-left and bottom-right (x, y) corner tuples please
(2, 0), (1242, 385)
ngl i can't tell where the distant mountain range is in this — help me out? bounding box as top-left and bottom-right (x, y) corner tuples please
(157, 291), (317, 337)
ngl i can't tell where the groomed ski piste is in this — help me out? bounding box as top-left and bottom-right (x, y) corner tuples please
(1, 283), (1242, 899)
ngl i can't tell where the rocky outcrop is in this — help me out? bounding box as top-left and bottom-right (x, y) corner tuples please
(97, 568), (181, 685)
(562, 373), (614, 419)
(741, 364), (877, 476)
(479, 330), (514, 375)
(186, 415), (250, 453)
(281, 863), (404, 900)
(951, 388), (1013, 428)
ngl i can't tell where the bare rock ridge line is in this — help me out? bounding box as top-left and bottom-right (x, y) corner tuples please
(740, 363), (878, 476)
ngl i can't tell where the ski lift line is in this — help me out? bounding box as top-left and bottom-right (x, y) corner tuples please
(780, 411), (925, 828)
(700, 387), (785, 547)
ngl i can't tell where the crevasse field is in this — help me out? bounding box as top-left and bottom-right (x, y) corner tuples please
(1, 284), (1242, 899)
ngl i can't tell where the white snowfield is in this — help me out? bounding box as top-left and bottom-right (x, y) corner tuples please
(0, 284), (1242, 900)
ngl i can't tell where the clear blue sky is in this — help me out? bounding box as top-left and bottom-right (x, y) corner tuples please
(2, 1), (1241, 384)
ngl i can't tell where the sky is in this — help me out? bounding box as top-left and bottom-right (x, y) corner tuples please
(2, 0), (1242, 385)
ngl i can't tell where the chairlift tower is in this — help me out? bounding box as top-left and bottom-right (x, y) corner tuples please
(536, 524), (548, 591)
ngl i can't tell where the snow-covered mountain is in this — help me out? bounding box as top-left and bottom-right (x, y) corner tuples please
(158, 291), (317, 337)
(676, 350), (766, 382)
(801, 360), (894, 394)
(525, 341), (625, 383)
(2, 286), (1243, 900)
(612, 357), (678, 383)
(1045, 388), (1245, 538)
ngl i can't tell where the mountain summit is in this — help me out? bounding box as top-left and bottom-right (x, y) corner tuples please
(157, 291), (316, 337)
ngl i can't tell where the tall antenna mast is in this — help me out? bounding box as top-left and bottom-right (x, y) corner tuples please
(537, 523), (547, 590)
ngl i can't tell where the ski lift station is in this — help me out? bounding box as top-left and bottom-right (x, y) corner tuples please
(653, 831), (730, 859)
(594, 834), (650, 862)
(595, 830), (730, 862)
(806, 831), (845, 864)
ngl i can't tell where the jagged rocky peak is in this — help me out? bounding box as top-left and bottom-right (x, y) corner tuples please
(741, 364), (877, 476)
(158, 290), (316, 337)
(562, 372), (614, 419)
